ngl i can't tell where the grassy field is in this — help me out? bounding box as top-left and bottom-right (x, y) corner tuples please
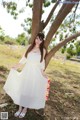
(0, 44), (80, 120)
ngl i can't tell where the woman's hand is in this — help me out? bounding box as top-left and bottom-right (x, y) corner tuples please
(41, 69), (48, 79)
(12, 63), (21, 70)
(12, 65), (18, 70)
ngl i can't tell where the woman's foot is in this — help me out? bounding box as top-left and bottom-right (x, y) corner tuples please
(14, 106), (22, 117)
(19, 107), (27, 118)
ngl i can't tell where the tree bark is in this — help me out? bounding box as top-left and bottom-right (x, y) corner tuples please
(44, 0), (59, 28)
(45, 32), (80, 69)
(30, 0), (43, 44)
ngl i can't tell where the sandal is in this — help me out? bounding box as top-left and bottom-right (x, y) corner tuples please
(19, 109), (27, 118)
(14, 111), (21, 117)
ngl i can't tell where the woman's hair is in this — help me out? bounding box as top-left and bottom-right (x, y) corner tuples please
(25, 32), (47, 62)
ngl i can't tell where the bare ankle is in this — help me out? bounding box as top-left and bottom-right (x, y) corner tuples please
(23, 107), (27, 111)
(19, 106), (22, 111)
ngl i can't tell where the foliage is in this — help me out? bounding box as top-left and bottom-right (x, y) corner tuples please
(3, 1), (18, 19)
(16, 33), (28, 45)
(61, 46), (66, 54)
(75, 41), (80, 56)
(0, 27), (28, 45)
(0, 26), (5, 42)
(44, 0), (51, 7)
(61, 41), (80, 59)
(21, 18), (32, 35)
(67, 44), (76, 56)
(4, 36), (17, 45)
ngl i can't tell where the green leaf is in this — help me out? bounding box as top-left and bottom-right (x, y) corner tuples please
(51, 0), (56, 3)
(29, 4), (33, 8)
(44, 1), (50, 7)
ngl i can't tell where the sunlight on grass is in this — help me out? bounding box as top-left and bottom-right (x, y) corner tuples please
(0, 44), (26, 69)
(46, 59), (80, 95)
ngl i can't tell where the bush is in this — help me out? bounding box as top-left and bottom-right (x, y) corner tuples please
(66, 54), (71, 59)
(4, 39), (17, 45)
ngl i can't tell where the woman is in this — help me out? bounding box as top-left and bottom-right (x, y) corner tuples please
(3, 32), (48, 118)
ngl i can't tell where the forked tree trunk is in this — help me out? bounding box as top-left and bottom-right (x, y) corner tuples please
(30, 0), (80, 69)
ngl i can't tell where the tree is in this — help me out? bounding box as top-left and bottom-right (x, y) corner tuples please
(4, 35), (17, 45)
(2, 0), (80, 69)
(75, 40), (80, 58)
(0, 26), (5, 42)
(16, 33), (28, 45)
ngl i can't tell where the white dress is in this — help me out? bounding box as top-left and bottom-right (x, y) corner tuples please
(3, 50), (48, 109)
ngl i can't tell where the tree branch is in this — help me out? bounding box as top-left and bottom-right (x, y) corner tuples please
(45, 31), (80, 69)
(44, 0), (59, 28)
(44, 2), (77, 48)
(50, 32), (80, 55)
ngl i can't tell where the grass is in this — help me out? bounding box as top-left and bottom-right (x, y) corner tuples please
(0, 44), (80, 119)
(0, 44), (25, 69)
(46, 59), (80, 94)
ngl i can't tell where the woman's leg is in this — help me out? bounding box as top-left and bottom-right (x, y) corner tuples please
(18, 107), (27, 118)
(14, 106), (23, 117)
(20, 107), (27, 113)
(18, 106), (23, 112)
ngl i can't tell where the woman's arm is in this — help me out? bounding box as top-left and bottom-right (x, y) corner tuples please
(12, 44), (31, 70)
(12, 63), (22, 70)
(41, 48), (48, 79)
(41, 69), (48, 79)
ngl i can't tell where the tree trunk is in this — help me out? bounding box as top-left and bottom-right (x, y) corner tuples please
(45, 32), (80, 69)
(30, 0), (43, 44)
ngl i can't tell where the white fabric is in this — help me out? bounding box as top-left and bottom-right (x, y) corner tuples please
(3, 51), (48, 109)
(40, 59), (45, 70)
(19, 55), (45, 70)
(19, 56), (27, 64)
(19, 44), (31, 65)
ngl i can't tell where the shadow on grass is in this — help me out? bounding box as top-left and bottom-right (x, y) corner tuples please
(1, 80), (80, 120)
(0, 66), (9, 80)
(48, 69), (80, 84)
(1, 94), (46, 120)
(45, 78), (80, 119)
(64, 68), (80, 85)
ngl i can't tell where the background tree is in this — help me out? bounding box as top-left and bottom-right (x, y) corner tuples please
(75, 40), (80, 58)
(4, 35), (17, 45)
(16, 33), (28, 45)
(0, 26), (5, 42)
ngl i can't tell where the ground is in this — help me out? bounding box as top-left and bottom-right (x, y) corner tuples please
(0, 44), (80, 120)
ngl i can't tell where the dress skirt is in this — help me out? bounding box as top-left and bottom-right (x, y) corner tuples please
(3, 51), (48, 109)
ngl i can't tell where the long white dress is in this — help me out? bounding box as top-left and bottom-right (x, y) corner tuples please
(3, 50), (48, 109)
